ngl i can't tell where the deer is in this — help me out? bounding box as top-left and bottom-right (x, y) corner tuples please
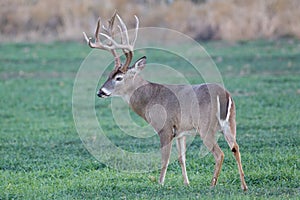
(83, 12), (248, 191)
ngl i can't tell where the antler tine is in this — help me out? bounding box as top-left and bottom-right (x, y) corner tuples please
(115, 14), (140, 72)
(117, 15), (139, 54)
(108, 11), (117, 34)
(83, 18), (99, 46)
(132, 15), (139, 47)
(83, 31), (90, 44)
(117, 24), (131, 71)
(83, 18), (108, 49)
(105, 11), (121, 68)
(95, 17), (101, 42)
(116, 14), (130, 48)
(102, 12), (116, 40)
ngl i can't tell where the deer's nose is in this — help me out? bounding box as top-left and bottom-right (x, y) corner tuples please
(97, 89), (111, 98)
(97, 90), (105, 98)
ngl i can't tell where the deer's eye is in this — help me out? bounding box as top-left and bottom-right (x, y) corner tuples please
(115, 76), (123, 81)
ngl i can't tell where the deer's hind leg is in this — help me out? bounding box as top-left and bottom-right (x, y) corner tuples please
(223, 117), (248, 191)
(200, 124), (224, 188)
(210, 143), (224, 187)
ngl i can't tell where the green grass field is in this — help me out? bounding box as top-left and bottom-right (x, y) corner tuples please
(0, 39), (299, 199)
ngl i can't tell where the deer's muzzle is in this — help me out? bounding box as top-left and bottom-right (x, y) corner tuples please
(97, 88), (111, 98)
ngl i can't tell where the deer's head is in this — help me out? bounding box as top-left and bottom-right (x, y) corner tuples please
(97, 56), (146, 98)
(83, 11), (144, 98)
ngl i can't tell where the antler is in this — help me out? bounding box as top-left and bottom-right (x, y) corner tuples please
(83, 11), (139, 72)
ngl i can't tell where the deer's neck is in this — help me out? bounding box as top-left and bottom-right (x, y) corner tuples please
(124, 76), (162, 121)
(121, 74), (149, 105)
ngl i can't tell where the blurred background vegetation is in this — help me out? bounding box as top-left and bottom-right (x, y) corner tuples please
(1, 0), (300, 42)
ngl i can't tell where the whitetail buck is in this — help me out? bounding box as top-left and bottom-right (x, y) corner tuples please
(83, 12), (248, 191)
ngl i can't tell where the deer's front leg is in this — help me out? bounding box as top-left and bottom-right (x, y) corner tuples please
(158, 130), (173, 185)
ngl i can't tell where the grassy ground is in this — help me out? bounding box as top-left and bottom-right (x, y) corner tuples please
(0, 39), (299, 199)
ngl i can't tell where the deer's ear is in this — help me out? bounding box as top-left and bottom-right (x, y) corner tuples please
(129, 56), (146, 74)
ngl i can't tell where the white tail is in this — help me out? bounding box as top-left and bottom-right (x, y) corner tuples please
(83, 12), (248, 191)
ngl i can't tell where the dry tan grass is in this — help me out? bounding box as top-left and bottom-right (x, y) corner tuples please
(0, 0), (299, 42)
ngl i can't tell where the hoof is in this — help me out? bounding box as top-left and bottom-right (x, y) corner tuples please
(184, 181), (190, 186)
(211, 177), (217, 187)
(242, 184), (248, 191)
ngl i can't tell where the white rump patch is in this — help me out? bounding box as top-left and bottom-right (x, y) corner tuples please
(216, 95), (231, 129)
(226, 97), (232, 122)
